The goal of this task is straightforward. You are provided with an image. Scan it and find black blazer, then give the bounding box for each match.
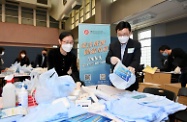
[14,57,30,66]
[48,48,83,84]
[171,48,187,73]
[106,38,141,71]
[160,55,176,72]
[34,54,47,68]
[0,57,5,73]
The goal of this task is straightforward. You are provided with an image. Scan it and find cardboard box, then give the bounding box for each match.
[164,83,187,105]
[164,83,181,95]
[178,96,187,106]
[138,82,161,92]
[144,72,171,87]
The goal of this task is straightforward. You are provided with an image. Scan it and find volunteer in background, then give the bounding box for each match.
[159,45,187,87]
[14,50,30,66]
[48,31,84,87]
[106,21,141,91]
[33,48,48,68]
[0,47,5,73]
[158,45,178,83]
[0,47,5,97]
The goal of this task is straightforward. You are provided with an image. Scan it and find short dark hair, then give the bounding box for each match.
[20,50,27,54]
[115,21,131,33]
[0,47,5,54]
[42,48,48,52]
[59,31,74,41]
[159,45,171,51]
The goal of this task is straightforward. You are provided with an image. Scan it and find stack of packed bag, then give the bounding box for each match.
[18,68,87,122]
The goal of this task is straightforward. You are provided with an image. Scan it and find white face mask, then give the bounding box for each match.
[21,54,26,58]
[61,44,73,52]
[1,51,4,56]
[118,36,129,44]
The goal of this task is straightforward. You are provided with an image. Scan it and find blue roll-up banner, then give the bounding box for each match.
[78,24,111,86]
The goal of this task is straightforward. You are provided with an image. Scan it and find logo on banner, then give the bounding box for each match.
[84,30,89,35]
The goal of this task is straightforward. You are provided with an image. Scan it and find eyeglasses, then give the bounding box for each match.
[117,29,130,37]
[62,40,74,45]
[117,33,130,37]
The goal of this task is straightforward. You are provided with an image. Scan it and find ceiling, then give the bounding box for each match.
[118,0,187,30]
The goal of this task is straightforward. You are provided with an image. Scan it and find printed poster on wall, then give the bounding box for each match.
[78,24,111,86]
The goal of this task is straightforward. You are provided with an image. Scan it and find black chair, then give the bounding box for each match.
[143,87,176,101]
[175,87,187,122]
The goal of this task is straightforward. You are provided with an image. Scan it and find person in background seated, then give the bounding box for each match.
[33,48,48,68]
[14,50,30,66]
[106,21,141,91]
[48,31,84,87]
[0,47,5,73]
[159,45,187,87]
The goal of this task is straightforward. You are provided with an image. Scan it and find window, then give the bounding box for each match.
[75,20,79,27]
[80,8,83,17]
[80,16,84,23]
[75,10,79,21]
[5,4,18,23]
[71,12,75,29]
[86,12,90,19]
[85,0,90,5]
[85,3,90,13]
[50,16,59,28]
[22,7,33,25]
[138,29,151,67]
[36,8,47,27]
[130,33,133,39]
[61,21,65,29]
[70,0,95,29]
[91,0,95,16]
[91,0,95,9]
[37,0,48,5]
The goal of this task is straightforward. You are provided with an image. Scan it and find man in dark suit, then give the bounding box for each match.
[159,45,187,87]
[33,48,48,68]
[106,21,141,91]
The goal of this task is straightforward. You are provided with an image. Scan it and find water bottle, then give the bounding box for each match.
[17,83,28,108]
[2,75,16,108]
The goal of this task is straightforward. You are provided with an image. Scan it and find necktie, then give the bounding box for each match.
[41,56,44,66]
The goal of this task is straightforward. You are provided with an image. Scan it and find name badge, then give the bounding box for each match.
[128,48,135,53]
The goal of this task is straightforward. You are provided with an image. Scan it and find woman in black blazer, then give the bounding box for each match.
[14,50,30,66]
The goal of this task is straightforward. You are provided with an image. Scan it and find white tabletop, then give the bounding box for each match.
[0,85,186,122]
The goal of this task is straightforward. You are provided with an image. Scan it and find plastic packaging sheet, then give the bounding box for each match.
[109,61,136,90]
[9,62,32,73]
[35,68,76,104]
[17,68,86,122]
